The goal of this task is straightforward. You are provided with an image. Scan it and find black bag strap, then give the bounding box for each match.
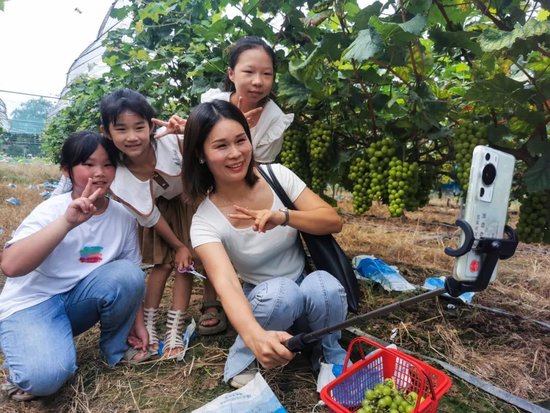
[258,164,297,210]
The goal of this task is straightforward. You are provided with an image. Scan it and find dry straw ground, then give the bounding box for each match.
[0,159,548,413]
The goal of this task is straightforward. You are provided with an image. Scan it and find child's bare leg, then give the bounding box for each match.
[143,264,172,352]
[171,272,193,311]
[163,273,193,358]
[144,264,172,309]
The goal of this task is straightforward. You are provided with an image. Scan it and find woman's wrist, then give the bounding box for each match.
[241,323,265,348]
[279,208,289,226]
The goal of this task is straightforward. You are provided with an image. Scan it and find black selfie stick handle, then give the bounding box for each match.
[284,287,446,352]
[285,220,519,353]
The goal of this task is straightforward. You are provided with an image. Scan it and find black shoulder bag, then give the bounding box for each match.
[258,164,361,314]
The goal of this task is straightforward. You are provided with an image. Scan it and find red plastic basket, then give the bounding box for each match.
[320,337,452,413]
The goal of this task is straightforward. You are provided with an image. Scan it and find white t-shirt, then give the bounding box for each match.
[191,164,306,285]
[200,89,294,163]
[109,133,184,227]
[0,193,141,321]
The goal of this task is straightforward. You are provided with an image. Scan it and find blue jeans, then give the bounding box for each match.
[224,270,348,382]
[0,260,145,396]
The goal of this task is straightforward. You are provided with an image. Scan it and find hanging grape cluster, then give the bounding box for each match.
[516,190,550,244]
[279,127,311,184]
[308,121,332,194]
[452,119,487,192]
[387,159,420,217]
[349,155,372,215]
[348,138,395,214]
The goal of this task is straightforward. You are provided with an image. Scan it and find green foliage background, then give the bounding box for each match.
[41,0,550,239]
[10,98,54,134]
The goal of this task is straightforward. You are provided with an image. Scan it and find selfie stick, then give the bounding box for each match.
[284,219,519,353]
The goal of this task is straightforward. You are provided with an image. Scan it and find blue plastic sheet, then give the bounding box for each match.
[41,181,57,190]
[5,197,20,206]
[353,255,416,292]
[423,276,475,304]
[353,255,475,303]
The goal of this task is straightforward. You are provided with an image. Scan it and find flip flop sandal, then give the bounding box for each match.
[1,382,36,402]
[198,300,227,336]
[121,347,154,365]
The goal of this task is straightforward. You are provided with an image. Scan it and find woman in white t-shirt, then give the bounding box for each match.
[0,131,148,401]
[200,36,294,163]
[182,100,347,389]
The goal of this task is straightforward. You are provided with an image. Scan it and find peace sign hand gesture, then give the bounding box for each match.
[229,205,286,233]
[153,115,187,138]
[64,178,102,227]
[236,96,263,129]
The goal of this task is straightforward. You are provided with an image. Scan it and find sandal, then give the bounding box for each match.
[162,309,186,360]
[144,307,160,354]
[198,300,227,336]
[121,347,154,365]
[1,381,36,402]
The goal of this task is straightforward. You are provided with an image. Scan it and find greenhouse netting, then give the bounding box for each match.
[50,0,130,117]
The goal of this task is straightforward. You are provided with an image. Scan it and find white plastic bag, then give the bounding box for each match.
[316,362,343,392]
[192,372,287,413]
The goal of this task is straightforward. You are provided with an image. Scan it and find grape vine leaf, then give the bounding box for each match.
[523,153,550,192]
[428,28,482,56]
[343,28,383,62]
[400,14,428,35]
[407,0,432,14]
[526,136,550,157]
[369,16,421,45]
[479,19,550,52]
[352,1,383,30]
[486,124,517,148]
[277,73,311,108]
[464,74,533,107]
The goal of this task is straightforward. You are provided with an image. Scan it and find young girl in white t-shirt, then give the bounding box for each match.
[201,36,294,163]
[99,89,222,359]
[0,131,148,401]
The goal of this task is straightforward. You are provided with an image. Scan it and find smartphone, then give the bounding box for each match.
[453,146,516,282]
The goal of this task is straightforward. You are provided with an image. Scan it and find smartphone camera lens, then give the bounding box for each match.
[482,163,496,185]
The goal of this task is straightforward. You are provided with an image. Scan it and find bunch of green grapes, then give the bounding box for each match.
[348,138,395,214]
[348,155,372,214]
[308,121,332,194]
[387,159,420,217]
[516,190,550,244]
[279,127,311,184]
[365,137,395,202]
[357,378,422,413]
[452,119,487,192]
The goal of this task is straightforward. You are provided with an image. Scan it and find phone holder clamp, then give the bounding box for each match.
[443,219,519,297]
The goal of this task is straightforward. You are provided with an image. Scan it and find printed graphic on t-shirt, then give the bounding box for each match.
[79,246,103,263]
[172,149,181,167]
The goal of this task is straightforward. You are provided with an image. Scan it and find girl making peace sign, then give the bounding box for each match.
[0,131,147,401]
